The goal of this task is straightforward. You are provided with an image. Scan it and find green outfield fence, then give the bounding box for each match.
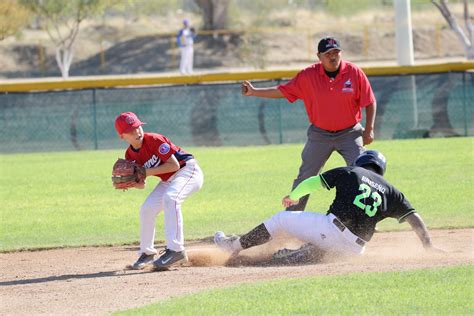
[0,63,473,153]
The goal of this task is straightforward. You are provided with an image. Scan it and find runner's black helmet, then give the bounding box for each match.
[354,150,387,176]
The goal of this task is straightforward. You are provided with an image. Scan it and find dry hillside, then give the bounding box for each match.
[0,5,468,78]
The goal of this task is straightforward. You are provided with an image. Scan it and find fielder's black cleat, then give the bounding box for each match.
[153,248,188,269]
[131,253,155,270]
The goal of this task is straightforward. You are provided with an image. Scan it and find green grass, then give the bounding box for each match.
[1,137,473,251]
[116,265,474,315]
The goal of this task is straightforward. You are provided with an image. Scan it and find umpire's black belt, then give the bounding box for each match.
[318,124,356,134]
[332,217,366,247]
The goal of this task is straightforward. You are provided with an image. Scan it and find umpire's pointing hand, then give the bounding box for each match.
[241,81,254,96]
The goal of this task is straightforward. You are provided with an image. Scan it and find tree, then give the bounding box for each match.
[0,0,29,41]
[432,0,473,59]
[20,0,105,78]
[194,0,231,30]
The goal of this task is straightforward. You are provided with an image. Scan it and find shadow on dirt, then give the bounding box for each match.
[0,269,155,287]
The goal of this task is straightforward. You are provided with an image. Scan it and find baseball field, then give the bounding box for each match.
[1,137,473,314]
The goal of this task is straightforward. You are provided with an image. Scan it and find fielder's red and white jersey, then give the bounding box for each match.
[125,133,193,181]
[278,60,375,132]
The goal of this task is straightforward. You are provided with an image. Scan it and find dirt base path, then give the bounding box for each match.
[1,229,473,315]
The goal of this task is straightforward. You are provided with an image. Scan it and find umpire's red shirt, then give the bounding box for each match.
[278,60,375,132]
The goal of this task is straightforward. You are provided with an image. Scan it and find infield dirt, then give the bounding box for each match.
[1,228,473,315]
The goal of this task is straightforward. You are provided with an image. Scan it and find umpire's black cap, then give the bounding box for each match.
[318,37,341,54]
[354,150,387,176]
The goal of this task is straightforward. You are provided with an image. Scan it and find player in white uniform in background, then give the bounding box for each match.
[177,19,196,74]
[215,150,444,263]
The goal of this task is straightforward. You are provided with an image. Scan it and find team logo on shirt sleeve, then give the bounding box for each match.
[159,143,171,155]
[342,79,354,93]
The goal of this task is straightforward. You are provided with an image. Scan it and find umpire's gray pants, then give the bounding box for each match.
[287,123,364,211]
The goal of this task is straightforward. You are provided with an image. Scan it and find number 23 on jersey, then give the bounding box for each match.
[353,183,383,217]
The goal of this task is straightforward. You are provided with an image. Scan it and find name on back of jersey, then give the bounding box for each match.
[361,176,386,194]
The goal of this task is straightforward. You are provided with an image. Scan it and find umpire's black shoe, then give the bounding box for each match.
[153,248,188,269]
[131,253,155,270]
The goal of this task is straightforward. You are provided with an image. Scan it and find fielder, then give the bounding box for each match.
[215,150,443,262]
[177,19,196,74]
[114,112,204,270]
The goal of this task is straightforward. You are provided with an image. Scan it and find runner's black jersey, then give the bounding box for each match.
[320,166,415,241]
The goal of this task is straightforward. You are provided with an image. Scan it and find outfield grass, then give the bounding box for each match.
[116,265,474,315]
[1,137,473,251]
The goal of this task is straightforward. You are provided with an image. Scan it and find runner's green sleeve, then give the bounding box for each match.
[288,175,323,200]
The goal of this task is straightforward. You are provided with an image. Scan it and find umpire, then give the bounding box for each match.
[242,36,376,210]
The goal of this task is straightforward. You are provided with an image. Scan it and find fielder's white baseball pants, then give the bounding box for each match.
[139,159,203,254]
[179,46,194,74]
[264,211,365,255]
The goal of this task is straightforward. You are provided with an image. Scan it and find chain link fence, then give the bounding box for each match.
[1,71,472,153]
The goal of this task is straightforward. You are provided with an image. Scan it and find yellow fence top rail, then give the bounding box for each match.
[1,61,473,93]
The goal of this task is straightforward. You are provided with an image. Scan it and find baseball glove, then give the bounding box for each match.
[111,158,146,190]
